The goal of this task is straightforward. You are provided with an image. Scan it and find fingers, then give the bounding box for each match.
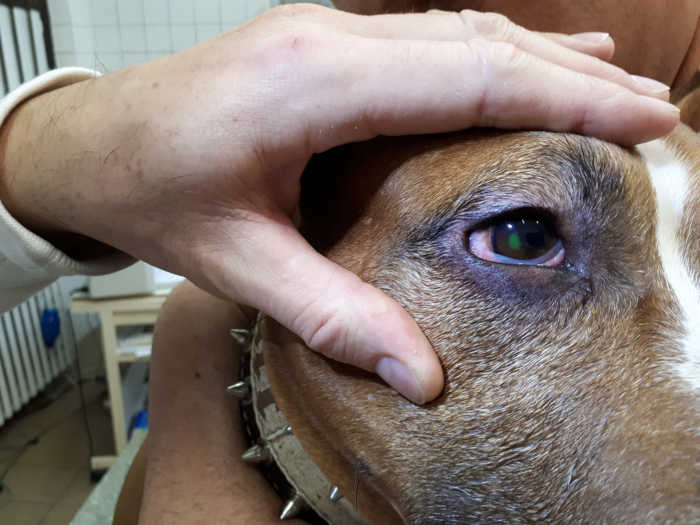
[293,36,678,151]
[311,8,665,99]
[201,217,444,405]
[540,32,615,62]
[253,5,677,150]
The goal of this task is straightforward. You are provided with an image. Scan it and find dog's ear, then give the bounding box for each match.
[678,74,700,132]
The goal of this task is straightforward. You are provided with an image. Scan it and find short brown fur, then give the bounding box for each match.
[262,91,700,523]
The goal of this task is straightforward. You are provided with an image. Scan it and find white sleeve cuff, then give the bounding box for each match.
[0,68,135,311]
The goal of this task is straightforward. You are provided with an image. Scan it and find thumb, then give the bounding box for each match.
[208,217,444,405]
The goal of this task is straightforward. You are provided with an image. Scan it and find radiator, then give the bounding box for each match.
[0,283,75,427]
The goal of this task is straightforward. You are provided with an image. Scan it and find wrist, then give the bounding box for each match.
[0,90,54,233]
[0,80,118,259]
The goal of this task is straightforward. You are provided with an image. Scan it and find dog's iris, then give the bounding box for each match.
[467,211,564,267]
[492,217,557,261]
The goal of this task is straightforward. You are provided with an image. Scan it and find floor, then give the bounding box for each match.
[0,379,113,525]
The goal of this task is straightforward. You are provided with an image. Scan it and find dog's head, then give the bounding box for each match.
[260,87,700,524]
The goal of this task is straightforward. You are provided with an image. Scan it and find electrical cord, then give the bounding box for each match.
[0,312,99,489]
[65,307,96,464]
[0,284,102,493]
[66,284,101,462]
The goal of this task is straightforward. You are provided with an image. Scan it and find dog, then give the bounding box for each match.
[240,84,700,524]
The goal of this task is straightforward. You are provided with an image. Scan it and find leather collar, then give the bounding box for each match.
[229,319,369,524]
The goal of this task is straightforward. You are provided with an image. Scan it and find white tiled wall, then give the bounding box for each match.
[48,0,331,72]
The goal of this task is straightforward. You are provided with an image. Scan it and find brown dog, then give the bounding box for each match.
[245,85,700,524]
[115,87,700,525]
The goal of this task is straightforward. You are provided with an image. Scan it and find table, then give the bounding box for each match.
[71,290,169,470]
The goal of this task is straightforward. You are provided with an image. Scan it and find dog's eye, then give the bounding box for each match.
[468,213,564,266]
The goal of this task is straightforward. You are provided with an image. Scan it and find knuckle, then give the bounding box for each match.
[255,27,325,65]
[469,11,516,40]
[480,39,526,70]
[303,307,351,362]
[462,36,490,58]
[253,3,330,55]
[263,2,327,21]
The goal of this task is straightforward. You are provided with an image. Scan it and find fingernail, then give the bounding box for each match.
[632,75,671,98]
[376,357,425,405]
[571,32,610,44]
[641,96,680,115]
[668,104,681,118]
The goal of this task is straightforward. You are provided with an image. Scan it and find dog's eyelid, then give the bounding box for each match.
[409,198,560,251]
[418,197,530,241]
[467,206,560,231]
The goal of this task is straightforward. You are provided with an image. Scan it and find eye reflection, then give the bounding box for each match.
[468,213,564,267]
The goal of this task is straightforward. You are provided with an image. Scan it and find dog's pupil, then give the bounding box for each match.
[491,217,556,260]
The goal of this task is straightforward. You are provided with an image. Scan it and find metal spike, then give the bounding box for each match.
[266,425,292,442]
[241,444,271,464]
[226,379,250,399]
[230,328,251,346]
[279,492,307,520]
[329,485,343,503]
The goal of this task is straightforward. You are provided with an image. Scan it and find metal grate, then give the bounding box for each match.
[0,0,55,96]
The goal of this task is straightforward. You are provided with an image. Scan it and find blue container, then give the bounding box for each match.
[40,308,61,348]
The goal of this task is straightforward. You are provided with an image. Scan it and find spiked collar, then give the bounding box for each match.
[228,323,369,524]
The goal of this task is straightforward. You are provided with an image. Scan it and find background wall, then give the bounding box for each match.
[48,0,331,71]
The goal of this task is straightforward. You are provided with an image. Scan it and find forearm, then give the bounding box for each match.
[0,71,127,257]
[0,69,137,311]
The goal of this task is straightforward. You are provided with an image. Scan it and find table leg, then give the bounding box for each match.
[99,310,127,455]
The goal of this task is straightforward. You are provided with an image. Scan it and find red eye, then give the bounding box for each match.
[468,214,564,267]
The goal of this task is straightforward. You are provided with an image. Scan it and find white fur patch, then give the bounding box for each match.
[637,139,700,390]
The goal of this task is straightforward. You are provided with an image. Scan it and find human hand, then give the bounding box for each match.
[0,4,679,404]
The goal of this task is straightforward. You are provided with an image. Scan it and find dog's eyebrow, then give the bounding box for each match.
[403,135,628,244]
[536,135,629,209]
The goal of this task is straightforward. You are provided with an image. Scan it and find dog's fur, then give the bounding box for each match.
[258,87,700,524]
